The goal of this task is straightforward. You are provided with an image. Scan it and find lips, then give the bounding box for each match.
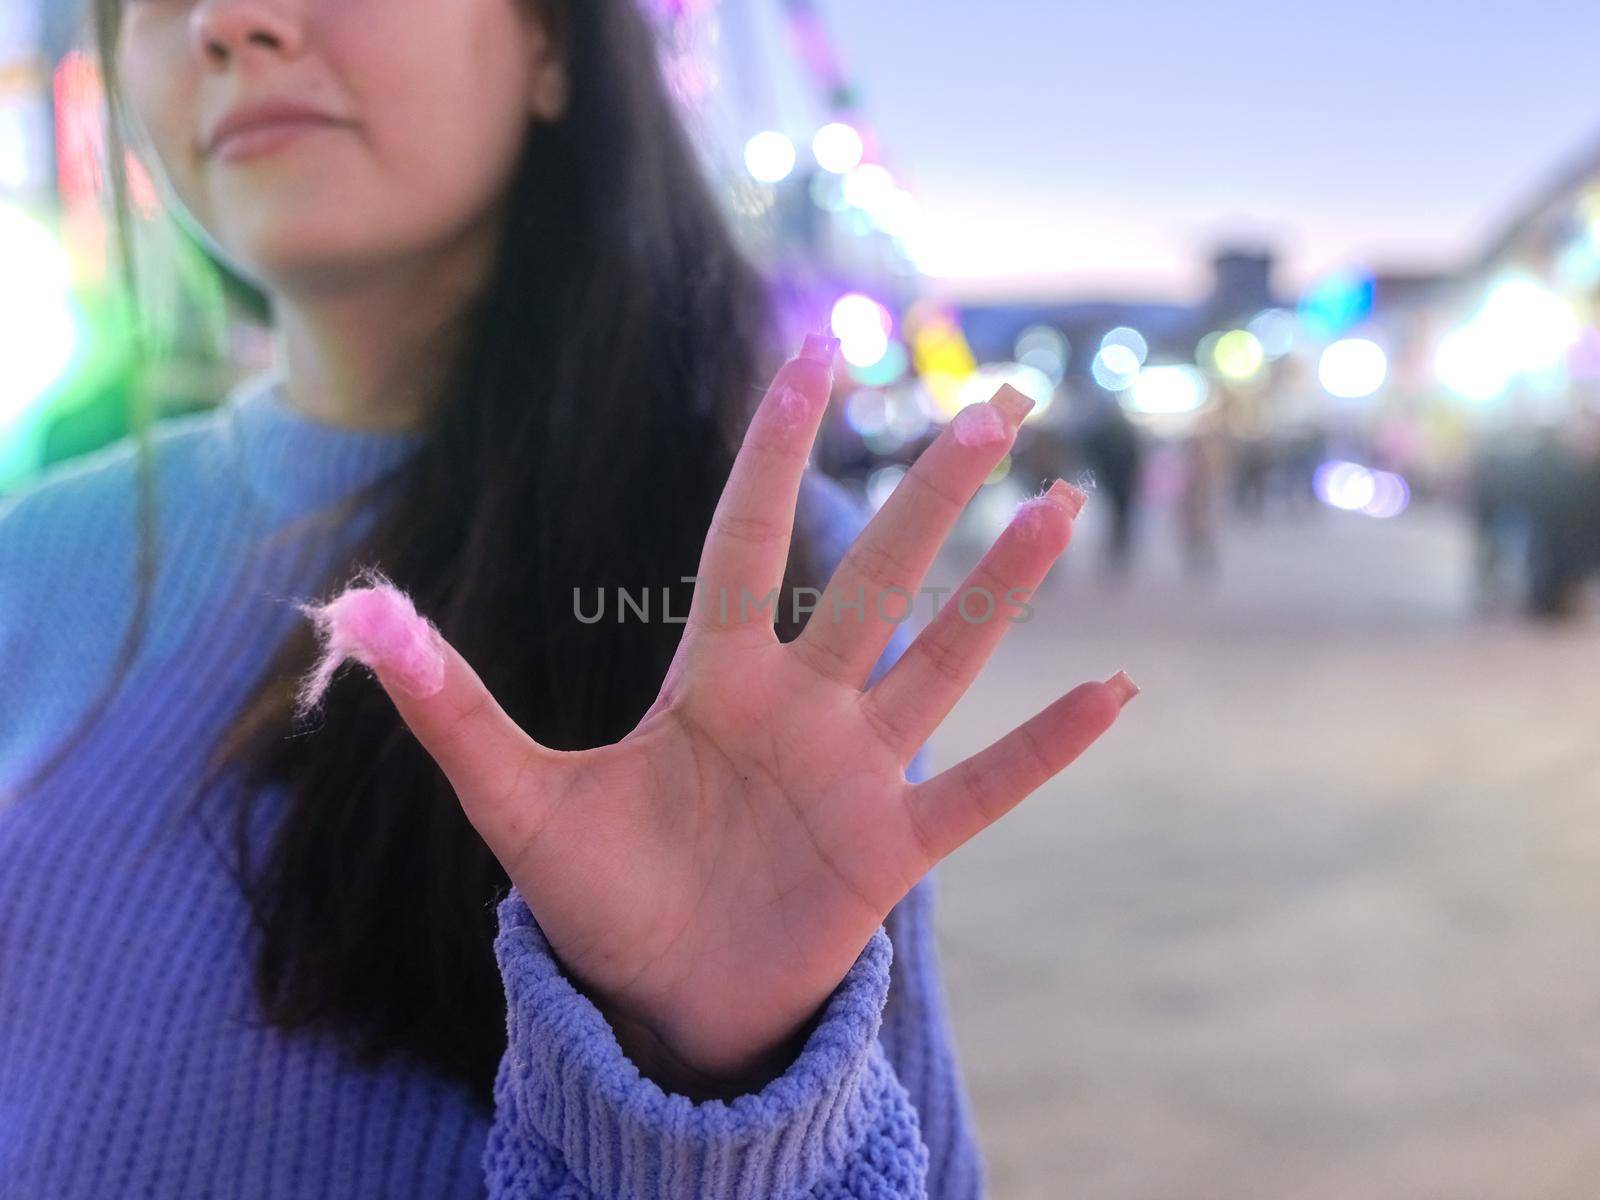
[204,99,345,158]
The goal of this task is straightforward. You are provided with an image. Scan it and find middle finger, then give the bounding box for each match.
[792,383,1034,687]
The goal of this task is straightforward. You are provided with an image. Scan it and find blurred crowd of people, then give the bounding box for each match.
[826,379,1600,625]
[1471,413,1600,618]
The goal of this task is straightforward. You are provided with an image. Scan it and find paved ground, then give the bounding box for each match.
[922,494,1600,1200]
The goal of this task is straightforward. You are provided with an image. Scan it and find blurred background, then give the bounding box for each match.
[3,0,1599,1195]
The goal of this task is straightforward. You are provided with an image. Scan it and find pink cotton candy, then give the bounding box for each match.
[1011,479,1089,541]
[950,402,1007,447]
[293,566,446,719]
[771,384,813,434]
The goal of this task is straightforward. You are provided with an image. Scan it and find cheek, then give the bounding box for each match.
[117,18,205,214]
[325,1,536,240]
[371,97,529,235]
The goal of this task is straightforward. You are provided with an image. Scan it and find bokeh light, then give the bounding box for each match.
[1432,274,1580,402]
[1092,343,1142,391]
[866,464,907,511]
[1247,308,1297,360]
[1125,364,1209,415]
[958,362,1055,418]
[1013,325,1070,384]
[1478,275,1579,374]
[1313,460,1410,519]
[842,163,894,215]
[808,170,848,212]
[1317,338,1387,399]
[1363,470,1411,519]
[1299,270,1375,339]
[908,308,980,419]
[0,203,80,429]
[812,122,864,174]
[885,383,933,445]
[845,389,890,438]
[1101,326,1149,365]
[872,189,923,239]
[1434,324,1508,402]
[831,292,893,368]
[1211,329,1265,382]
[848,339,909,387]
[743,131,796,183]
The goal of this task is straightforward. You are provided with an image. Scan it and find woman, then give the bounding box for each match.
[0,0,1136,1194]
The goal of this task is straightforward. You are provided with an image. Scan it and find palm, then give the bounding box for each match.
[342,336,1133,1090]
[521,642,920,1079]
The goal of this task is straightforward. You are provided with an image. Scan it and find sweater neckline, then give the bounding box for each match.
[221,371,427,519]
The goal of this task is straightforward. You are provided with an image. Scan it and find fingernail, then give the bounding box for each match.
[801,332,840,366]
[991,383,1037,424]
[1046,478,1089,520]
[1104,669,1140,708]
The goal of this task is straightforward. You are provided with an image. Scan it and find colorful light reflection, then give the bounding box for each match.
[1125,364,1209,415]
[958,362,1054,417]
[0,203,80,429]
[743,131,796,184]
[1092,344,1141,391]
[812,123,864,174]
[1212,329,1264,382]
[831,292,893,368]
[1317,338,1388,399]
[1313,460,1410,519]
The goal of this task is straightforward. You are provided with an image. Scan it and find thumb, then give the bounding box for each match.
[295,568,544,819]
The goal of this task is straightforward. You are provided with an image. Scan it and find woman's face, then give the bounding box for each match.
[114,0,565,291]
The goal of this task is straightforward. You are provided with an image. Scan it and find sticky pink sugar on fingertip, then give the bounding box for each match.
[1010,494,1054,540]
[772,384,814,432]
[950,402,1008,448]
[293,568,446,718]
[1010,480,1087,539]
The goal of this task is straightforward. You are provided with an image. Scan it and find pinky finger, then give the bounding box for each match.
[906,672,1139,862]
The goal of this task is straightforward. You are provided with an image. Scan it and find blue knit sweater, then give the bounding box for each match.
[0,371,984,1198]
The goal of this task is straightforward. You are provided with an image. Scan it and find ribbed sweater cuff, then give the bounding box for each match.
[492,886,894,1198]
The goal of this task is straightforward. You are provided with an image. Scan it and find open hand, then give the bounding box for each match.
[302,334,1137,1095]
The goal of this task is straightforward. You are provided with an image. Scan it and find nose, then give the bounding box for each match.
[189,0,306,69]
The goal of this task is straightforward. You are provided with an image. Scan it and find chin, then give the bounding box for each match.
[218,213,411,293]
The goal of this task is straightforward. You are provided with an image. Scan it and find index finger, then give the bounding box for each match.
[687,332,838,637]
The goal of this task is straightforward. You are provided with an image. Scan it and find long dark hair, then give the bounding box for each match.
[32,0,826,1109]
